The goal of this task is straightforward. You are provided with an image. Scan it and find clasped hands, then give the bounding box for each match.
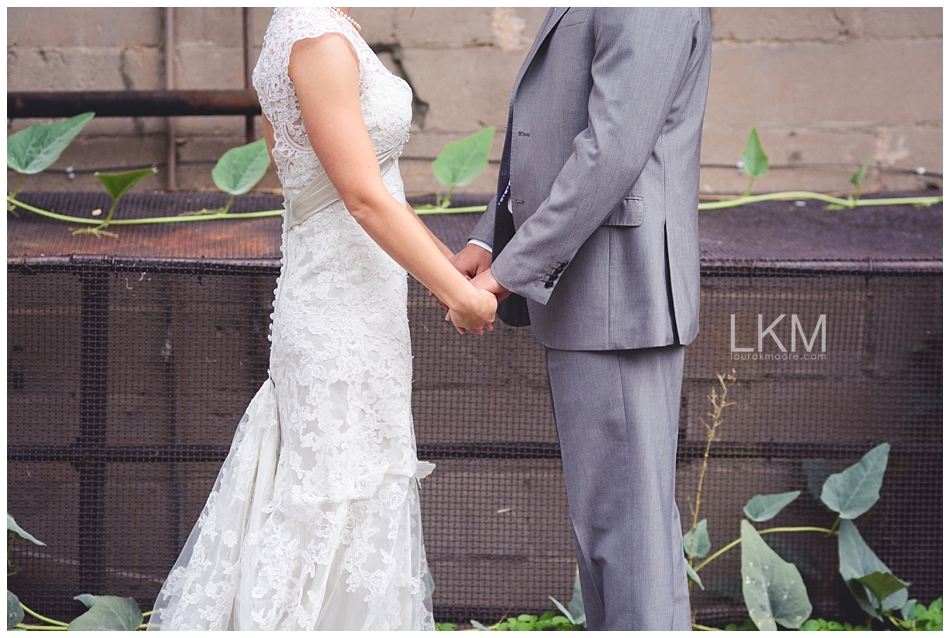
[438,243,511,335]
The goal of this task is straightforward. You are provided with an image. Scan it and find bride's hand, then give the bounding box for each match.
[447,287,497,335]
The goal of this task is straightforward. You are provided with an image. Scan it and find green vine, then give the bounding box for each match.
[20,603,69,628]
[8,196,284,226]
[680,380,918,632]
[6,118,942,232]
[6,195,488,226]
[7,192,940,233]
[698,191,941,210]
[10,173,25,201]
[692,525,838,573]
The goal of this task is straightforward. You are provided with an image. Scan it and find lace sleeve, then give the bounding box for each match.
[253,7,367,178]
[279,8,362,82]
[253,8,364,124]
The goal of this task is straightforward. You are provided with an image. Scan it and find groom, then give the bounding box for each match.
[452,8,711,631]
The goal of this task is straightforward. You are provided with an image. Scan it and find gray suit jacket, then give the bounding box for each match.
[470,7,711,351]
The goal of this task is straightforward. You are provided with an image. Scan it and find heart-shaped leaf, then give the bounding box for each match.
[67,595,143,631]
[7,591,23,630]
[95,168,157,203]
[7,112,94,175]
[432,126,495,187]
[742,128,769,179]
[744,491,801,522]
[838,519,888,581]
[7,513,44,546]
[740,520,812,631]
[683,519,711,558]
[821,443,889,519]
[856,572,910,606]
[838,519,907,617]
[211,138,271,196]
[900,598,918,622]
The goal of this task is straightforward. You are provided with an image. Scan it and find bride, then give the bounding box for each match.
[147,7,496,631]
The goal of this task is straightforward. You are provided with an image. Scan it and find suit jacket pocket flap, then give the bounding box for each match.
[603,197,644,227]
[558,8,588,28]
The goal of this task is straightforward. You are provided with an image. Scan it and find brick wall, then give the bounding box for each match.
[7,7,942,196]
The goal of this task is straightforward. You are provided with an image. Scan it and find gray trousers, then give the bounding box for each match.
[545,344,691,631]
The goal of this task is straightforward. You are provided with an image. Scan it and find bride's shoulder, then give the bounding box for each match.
[268,7,342,37]
[265,8,360,53]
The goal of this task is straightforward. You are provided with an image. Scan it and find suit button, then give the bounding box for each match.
[544,281,554,289]
[554,266,564,273]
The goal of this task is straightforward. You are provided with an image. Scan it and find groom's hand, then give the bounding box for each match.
[471,267,511,303]
[450,243,492,280]
[429,244,491,313]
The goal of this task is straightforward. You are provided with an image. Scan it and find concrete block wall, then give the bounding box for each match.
[702,7,942,195]
[7,7,942,197]
[7,7,272,194]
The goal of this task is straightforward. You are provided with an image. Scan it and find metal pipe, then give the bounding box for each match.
[165,7,177,190]
[8,90,262,119]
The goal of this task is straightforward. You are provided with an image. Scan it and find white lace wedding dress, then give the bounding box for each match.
[148,7,435,631]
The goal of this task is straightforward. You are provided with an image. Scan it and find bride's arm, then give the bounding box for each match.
[406,202,454,261]
[288,34,495,333]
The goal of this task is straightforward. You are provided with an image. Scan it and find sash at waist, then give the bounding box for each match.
[285,144,401,231]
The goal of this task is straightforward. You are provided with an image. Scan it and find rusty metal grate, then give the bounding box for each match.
[7,192,942,625]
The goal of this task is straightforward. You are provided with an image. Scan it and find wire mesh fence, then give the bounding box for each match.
[7,192,942,625]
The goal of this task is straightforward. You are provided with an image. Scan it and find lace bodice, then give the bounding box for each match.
[252,7,412,201]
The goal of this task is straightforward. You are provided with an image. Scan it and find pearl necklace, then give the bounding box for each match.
[330,7,362,32]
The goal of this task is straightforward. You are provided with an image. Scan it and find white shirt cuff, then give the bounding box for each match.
[467,239,492,253]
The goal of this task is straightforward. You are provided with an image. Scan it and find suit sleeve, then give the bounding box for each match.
[468,200,496,247]
[490,8,701,305]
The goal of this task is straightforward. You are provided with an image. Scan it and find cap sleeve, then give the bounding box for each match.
[262,7,363,90]
[253,8,365,134]
[288,9,361,76]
